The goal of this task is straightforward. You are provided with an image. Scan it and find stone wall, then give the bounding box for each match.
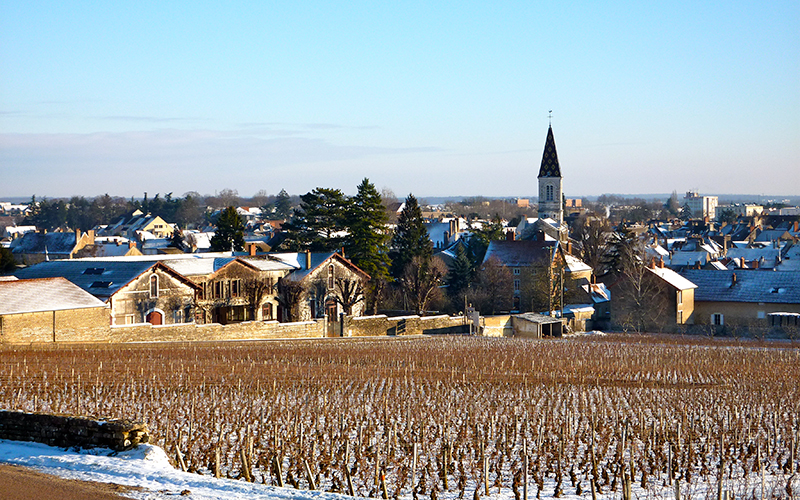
[2,313,475,344]
[0,307,111,344]
[344,314,468,337]
[0,410,149,451]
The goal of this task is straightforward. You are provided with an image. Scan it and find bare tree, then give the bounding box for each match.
[276,278,304,323]
[333,276,366,316]
[572,214,611,275]
[468,256,513,315]
[612,240,669,333]
[400,256,447,315]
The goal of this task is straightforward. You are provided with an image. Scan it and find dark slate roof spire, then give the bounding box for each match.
[538,125,561,178]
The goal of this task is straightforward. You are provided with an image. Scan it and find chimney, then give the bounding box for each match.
[305,249,311,269]
[116,239,121,246]
[659,256,665,268]
[249,243,256,256]
[753,259,759,269]
[505,230,515,241]
[591,274,596,285]
[75,228,81,241]
[340,247,345,258]
[731,273,737,287]
[128,240,134,249]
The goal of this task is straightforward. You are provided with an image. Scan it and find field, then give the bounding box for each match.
[1,334,798,499]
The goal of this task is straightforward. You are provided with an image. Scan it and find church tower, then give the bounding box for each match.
[537,125,563,225]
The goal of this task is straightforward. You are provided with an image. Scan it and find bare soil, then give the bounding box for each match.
[0,464,139,500]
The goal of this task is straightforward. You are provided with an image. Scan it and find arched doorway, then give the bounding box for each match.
[146,310,163,325]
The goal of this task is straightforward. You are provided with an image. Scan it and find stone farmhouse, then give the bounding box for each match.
[14,260,199,326]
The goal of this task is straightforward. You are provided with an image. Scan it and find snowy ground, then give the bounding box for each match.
[1,440,797,500]
[0,440,347,500]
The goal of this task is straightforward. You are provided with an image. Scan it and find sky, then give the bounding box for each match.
[1,1,799,200]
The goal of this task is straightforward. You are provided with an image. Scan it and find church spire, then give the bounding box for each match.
[538,125,561,178]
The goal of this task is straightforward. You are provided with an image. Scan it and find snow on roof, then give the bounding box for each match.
[709,261,728,270]
[564,254,592,273]
[0,277,108,315]
[647,266,698,290]
[679,270,800,304]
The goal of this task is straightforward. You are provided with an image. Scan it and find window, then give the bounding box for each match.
[712,313,724,326]
[90,281,113,288]
[83,267,105,275]
[513,268,520,275]
[149,274,159,298]
[173,309,183,323]
[213,281,222,299]
[514,279,520,291]
[328,265,335,289]
[546,185,554,202]
[231,279,241,297]
[677,290,683,305]
[757,311,765,319]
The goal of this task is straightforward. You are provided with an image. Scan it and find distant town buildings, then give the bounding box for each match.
[684,191,718,219]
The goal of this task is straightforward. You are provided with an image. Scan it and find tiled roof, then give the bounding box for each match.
[537,126,561,178]
[483,240,557,267]
[14,260,168,300]
[0,277,108,315]
[647,266,697,291]
[679,269,800,304]
[9,232,77,255]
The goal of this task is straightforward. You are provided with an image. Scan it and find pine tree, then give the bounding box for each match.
[345,178,391,281]
[281,188,348,252]
[389,194,431,279]
[210,206,245,252]
[447,244,472,303]
[274,189,293,219]
[345,179,392,314]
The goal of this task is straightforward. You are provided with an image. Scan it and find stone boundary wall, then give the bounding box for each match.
[345,314,468,337]
[1,314,474,344]
[0,410,149,451]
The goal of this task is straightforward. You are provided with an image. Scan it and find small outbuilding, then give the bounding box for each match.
[512,312,564,338]
[0,277,109,343]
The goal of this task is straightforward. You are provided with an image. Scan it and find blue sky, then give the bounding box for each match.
[1,1,798,199]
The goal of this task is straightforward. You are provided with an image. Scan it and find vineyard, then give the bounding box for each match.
[1,335,798,499]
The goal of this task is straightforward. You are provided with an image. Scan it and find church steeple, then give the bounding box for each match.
[537,124,564,225]
[538,125,561,178]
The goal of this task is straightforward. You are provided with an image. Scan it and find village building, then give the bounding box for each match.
[678,269,800,331]
[14,260,199,326]
[9,229,97,265]
[163,256,293,324]
[271,251,370,327]
[0,277,109,343]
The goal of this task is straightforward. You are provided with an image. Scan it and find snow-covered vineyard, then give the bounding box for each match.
[1,335,798,499]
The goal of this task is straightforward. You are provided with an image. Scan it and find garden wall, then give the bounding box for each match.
[0,410,149,451]
[345,314,469,337]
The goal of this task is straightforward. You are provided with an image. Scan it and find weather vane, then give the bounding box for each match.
[548,110,553,125]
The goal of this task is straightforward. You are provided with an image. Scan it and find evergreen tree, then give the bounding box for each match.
[447,244,472,304]
[389,194,431,279]
[281,188,348,252]
[345,179,391,277]
[466,216,505,270]
[345,179,392,313]
[274,189,293,219]
[0,247,17,274]
[210,206,245,252]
